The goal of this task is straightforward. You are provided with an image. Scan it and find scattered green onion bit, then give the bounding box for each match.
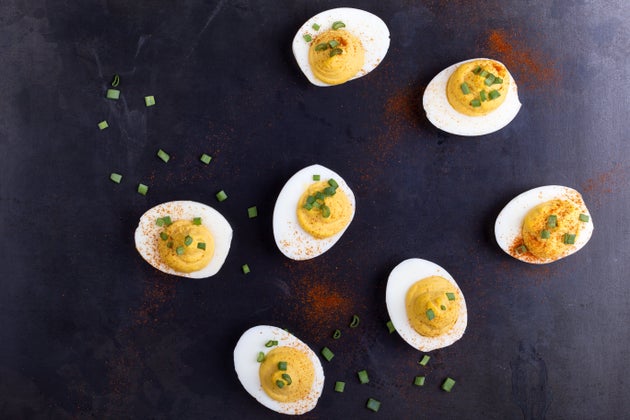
[144,95,155,107]
[493,77,503,84]
[281,373,292,385]
[278,361,287,371]
[106,89,120,100]
[166,241,173,248]
[313,174,320,181]
[470,99,481,108]
[197,242,206,250]
[541,229,551,239]
[472,66,482,74]
[460,83,470,95]
[276,380,285,389]
[176,246,185,255]
[329,48,343,57]
[442,377,456,392]
[98,120,109,130]
[321,205,331,218]
[110,173,123,184]
[248,206,258,218]
[328,40,340,48]
[157,149,170,163]
[333,329,341,339]
[160,232,169,241]
[312,23,320,31]
[419,355,431,366]
[426,308,435,321]
[162,216,172,226]
[366,398,381,412]
[563,233,576,244]
[446,292,456,301]
[184,235,193,246]
[265,340,278,348]
[488,90,501,100]
[303,34,312,42]
[579,213,590,222]
[193,217,202,225]
[350,315,360,328]
[200,153,212,164]
[321,346,334,362]
[414,376,426,386]
[516,244,528,254]
[216,190,228,202]
[440,305,447,311]
[315,43,328,51]
[479,70,489,78]
[480,90,487,102]
[547,215,557,228]
[137,183,148,195]
[484,73,496,86]
[334,381,345,392]
[386,320,395,333]
[328,178,339,188]
[111,74,120,87]
[332,21,346,30]
[242,264,250,274]
[358,369,369,384]
[256,352,265,363]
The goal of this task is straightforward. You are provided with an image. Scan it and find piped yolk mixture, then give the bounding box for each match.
[296,180,352,239]
[157,219,214,272]
[446,59,510,116]
[405,276,460,337]
[308,29,365,85]
[259,346,315,403]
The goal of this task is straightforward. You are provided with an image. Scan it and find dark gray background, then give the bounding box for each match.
[1,1,629,419]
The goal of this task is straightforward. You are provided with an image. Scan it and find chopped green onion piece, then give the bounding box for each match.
[193,217,202,225]
[311,201,321,209]
[446,292,456,301]
[315,43,328,51]
[488,90,501,100]
[137,183,148,195]
[265,340,278,348]
[442,377,456,392]
[197,242,206,250]
[414,376,426,386]
[386,320,395,333]
[278,361,287,371]
[493,77,503,84]
[242,264,250,274]
[328,40,340,48]
[184,235,193,246]
[200,153,212,164]
[306,195,316,205]
[334,381,345,392]
[98,120,109,130]
[303,203,313,210]
[313,174,320,181]
[460,83,470,95]
[563,233,576,244]
[440,305,446,310]
[484,73,496,86]
[426,308,435,320]
[157,149,170,163]
[256,352,265,362]
[366,398,381,412]
[276,380,285,389]
[547,215,557,228]
[106,89,120,100]
[357,369,369,384]
[156,218,165,226]
[321,205,331,218]
[167,241,173,249]
[281,373,292,385]
[162,216,172,226]
[480,90,487,101]
[541,229,551,239]
[109,173,123,183]
[247,206,258,218]
[216,190,228,202]
[323,186,336,196]
[350,315,360,328]
[516,244,528,254]
[470,99,481,107]
[144,95,155,107]
[419,355,431,366]
[579,213,590,222]
[329,47,343,57]
[111,74,120,87]
[472,66,482,74]
[332,21,346,30]
[303,34,312,42]
[176,246,185,255]
[328,179,339,188]
[160,232,169,241]
[479,70,489,77]
[333,329,341,339]
[315,192,325,201]
[321,346,334,362]
[312,23,320,31]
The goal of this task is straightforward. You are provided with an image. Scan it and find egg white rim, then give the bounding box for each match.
[422,58,522,136]
[233,325,325,415]
[494,185,594,264]
[134,200,233,278]
[385,258,468,352]
[292,7,390,87]
[272,164,356,260]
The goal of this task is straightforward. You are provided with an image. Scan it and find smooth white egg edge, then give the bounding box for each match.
[134,200,233,278]
[272,164,356,260]
[494,185,594,264]
[422,58,522,136]
[292,7,390,87]
[385,258,468,352]
[233,325,325,415]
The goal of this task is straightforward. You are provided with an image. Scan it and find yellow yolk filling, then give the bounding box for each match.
[259,346,315,403]
[157,220,214,272]
[522,199,583,260]
[446,59,510,116]
[405,276,460,337]
[308,29,365,85]
[296,181,352,239]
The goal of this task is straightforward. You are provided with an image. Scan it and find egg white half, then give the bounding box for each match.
[385,258,468,352]
[233,325,325,415]
[134,200,232,278]
[292,7,390,86]
[494,185,594,264]
[273,164,356,260]
[422,58,521,136]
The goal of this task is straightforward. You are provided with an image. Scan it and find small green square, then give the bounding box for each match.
[137,183,148,195]
[144,95,155,106]
[442,377,456,392]
[366,398,381,412]
[242,264,250,274]
[98,120,109,130]
[216,190,228,202]
[109,173,122,183]
[386,320,395,333]
[419,355,430,366]
[247,206,258,218]
[321,347,334,362]
[312,23,320,31]
[106,89,120,100]
[200,153,212,164]
[334,381,345,393]
[414,376,425,386]
[313,174,320,181]
[157,149,170,163]
[579,213,590,222]
[357,369,369,384]
[303,34,312,42]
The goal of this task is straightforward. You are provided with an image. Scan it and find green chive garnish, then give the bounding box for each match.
[426,308,435,320]
[470,99,481,107]
[160,232,169,241]
[440,305,446,310]
[162,216,172,226]
[350,314,360,328]
[386,320,395,333]
[167,242,173,248]
[144,95,155,107]
[256,352,265,362]
[303,34,312,42]
[157,149,170,163]
[488,90,501,100]
[541,229,551,239]
[247,206,258,218]
[315,43,328,51]
[366,398,381,412]
[484,73,496,86]
[516,244,528,254]
[472,66,482,74]
[329,48,343,57]
[137,183,148,195]
[563,233,576,244]
[446,292,455,301]
[480,90,487,101]
[184,235,193,246]
[493,77,503,84]
[579,214,590,222]
[312,23,320,31]
[242,264,250,274]
[334,381,345,392]
[278,361,287,371]
[110,173,122,184]
[321,346,334,362]
[414,376,426,386]
[98,120,109,130]
[419,355,430,366]
[328,40,340,48]
[106,89,120,100]
[313,174,320,181]
[547,215,557,228]
[460,83,470,95]
[197,242,206,250]
[306,196,316,205]
[442,377,456,392]
[111,74,120,87]
[216,190,228,202]
[176,246,185,255]
[479,70,489,78]
[281,373,292,385]
[193,217,202,225]
[321,205,331,218]
[333,329,341,339]
[315,192,325,201]
[276,380,285,389]
[265,340,278,348]
[357,369,369,384]
[200,153,212,164]
[332,21,346,30]
[328,179,339,188]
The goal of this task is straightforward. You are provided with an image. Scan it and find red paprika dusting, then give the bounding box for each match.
[581,163,626,208]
